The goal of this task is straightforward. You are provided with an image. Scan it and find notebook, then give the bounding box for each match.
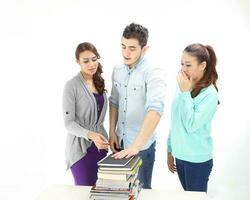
[98,156,142,171]
[98,154,134,167]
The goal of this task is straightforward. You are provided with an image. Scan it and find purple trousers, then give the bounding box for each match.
[70,143,107,186]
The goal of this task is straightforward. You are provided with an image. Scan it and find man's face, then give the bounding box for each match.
[121,37,145,68]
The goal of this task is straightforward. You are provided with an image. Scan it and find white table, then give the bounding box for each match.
[36,184,207,200]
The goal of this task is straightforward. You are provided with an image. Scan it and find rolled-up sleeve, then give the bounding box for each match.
[145,68,166,116]
[109,68,119,108]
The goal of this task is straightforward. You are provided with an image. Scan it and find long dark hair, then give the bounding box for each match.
[75,42,105,94]
[184,43,218,98]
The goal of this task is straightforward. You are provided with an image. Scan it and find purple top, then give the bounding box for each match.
[93,93,104,123]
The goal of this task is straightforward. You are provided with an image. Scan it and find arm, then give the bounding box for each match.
[166,132,176,173]
[133,67,166,149]
[113,68,166,158]
[63,81,90,139]
[109,105,120,152]
[179,91,218,133]
[63,81,109,149]
[177,71,218,133]
[132,110,161,150]
[109,69,120,152]
[113,110,160,159]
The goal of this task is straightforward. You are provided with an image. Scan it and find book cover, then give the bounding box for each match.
[98,158,142,174]
[99,155,141,171]
[98,154,134,167]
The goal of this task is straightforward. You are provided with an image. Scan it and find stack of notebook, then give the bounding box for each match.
[89,154,143,200]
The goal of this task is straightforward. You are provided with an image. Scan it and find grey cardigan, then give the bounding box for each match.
[63,72,108,169]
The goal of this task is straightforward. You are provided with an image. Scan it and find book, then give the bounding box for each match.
[89,179,141,200]
[99,155,141,171]
[89,193,133,200]
[96,173,138,189]
[90,185,131,194]
[98,158,142,174]
[98,154,134,167]
[97,171,132,181]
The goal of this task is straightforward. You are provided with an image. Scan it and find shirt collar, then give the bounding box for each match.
[125,56,146,72]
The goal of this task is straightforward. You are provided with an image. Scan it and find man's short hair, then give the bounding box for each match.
[123,23,148,48]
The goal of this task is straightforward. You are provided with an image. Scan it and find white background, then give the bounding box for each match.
[0,0,250,199]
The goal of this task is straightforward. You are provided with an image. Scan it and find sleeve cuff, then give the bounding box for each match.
[109,97,119,108]
[146,103,164,116]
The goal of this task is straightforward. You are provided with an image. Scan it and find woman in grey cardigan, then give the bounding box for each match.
[63,42,109,185]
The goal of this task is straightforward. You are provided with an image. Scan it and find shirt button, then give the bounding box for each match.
[125,97,127,100]
[125,85,127,87]
[128,72,131,75]
[124,110,126,112]
[122,122,124,124]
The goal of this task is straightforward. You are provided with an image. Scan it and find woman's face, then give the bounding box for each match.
[77,50,99,76]
[180,52,206,81]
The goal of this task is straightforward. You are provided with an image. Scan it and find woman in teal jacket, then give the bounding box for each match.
[167,43,219,192]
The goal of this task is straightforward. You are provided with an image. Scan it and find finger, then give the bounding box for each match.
[168,165,174,173]
[111,147,118,153]
[181,70,188,78]
[110,143,118,153]
[99,144,109,149]
[100,140,110,146]
[113,150,126,159]
[169,166,175,173]
[115,141,120,150]
[99,135,109,143]
[118,151,128,159]
[111,151,120,158]
[125,152,134,159]
[113,152,123,159]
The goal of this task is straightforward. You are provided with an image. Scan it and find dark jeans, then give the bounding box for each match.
[138,141,156,189]
[175,158,213,192]
[120,140,156,189]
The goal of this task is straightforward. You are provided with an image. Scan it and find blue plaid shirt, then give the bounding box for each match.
[109,57,166,150]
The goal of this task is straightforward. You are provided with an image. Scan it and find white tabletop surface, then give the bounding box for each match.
[36,184,207,200]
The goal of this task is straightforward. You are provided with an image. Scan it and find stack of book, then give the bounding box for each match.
[89,154,143,200]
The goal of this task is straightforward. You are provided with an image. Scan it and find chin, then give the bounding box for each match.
[123,60,130,65]
[90,70,97,75]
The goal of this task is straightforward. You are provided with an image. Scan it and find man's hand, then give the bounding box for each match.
[112,146,139,159]
[109,132,120,153]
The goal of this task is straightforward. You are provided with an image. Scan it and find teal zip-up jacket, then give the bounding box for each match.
[167,84,218,163]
